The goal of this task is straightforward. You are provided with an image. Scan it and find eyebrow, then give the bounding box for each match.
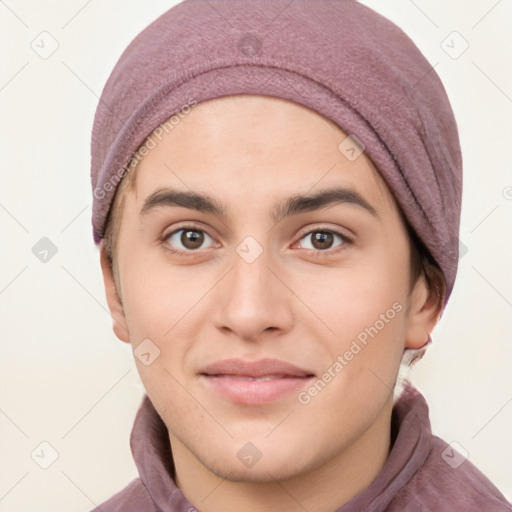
[140,186,378,222]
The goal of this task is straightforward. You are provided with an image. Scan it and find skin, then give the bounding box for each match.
[100,95,441,512]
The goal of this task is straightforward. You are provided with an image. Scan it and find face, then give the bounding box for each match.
[102,95,435,484]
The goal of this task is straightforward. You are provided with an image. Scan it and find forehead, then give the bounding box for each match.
[130,94,396,212]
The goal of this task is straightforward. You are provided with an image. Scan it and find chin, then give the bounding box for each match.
[202,456,306,484]
[192,438,321,484]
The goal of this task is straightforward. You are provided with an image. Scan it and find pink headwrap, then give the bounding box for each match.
[90,0,463,304]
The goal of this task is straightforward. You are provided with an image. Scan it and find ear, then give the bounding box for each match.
[99,240,130,343]
[405,269,445,349]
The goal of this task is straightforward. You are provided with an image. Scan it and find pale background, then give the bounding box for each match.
[0,1,511,510]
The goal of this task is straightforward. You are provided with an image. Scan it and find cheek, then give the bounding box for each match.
[123,276,203,353]
[118,241,199,332]
[119,264,201,409]
[303,257,409,336]
[295,247,411,393]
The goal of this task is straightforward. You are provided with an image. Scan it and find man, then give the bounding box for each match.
[89,1,511,510]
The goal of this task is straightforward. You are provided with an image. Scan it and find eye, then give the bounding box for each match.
[164,226,216,254]
[296,228,350,254]
[162,225,351,257]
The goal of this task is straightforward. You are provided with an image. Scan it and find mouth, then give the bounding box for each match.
[198,358,315,405]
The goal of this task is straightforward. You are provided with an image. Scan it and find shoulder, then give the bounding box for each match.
[390,435,511,511]
[89,478,157,512]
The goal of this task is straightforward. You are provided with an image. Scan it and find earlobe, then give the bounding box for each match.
[99,241,130,344]
[405,271,444,350]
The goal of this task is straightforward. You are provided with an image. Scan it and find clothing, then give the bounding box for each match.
[90,0,463,304]
[90,384,511,511]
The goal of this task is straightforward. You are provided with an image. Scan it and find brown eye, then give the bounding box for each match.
[298,229,348,253]
[311,231,334,250]
[165,228,214,252]
[181,230,204,249]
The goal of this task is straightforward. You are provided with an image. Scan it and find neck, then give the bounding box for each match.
[169,397,394,512]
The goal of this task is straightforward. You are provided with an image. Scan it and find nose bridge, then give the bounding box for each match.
[213,234,293,339]
[230,235,275,304]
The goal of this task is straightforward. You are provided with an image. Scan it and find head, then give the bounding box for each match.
[91,0,462,490]
[99,94,445,482]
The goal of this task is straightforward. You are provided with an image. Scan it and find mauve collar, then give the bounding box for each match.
[130,383,432,512]
[130,395,195,511]
[336,384,433,511]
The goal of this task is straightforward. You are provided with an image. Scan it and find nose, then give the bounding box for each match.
[213,242,294,343]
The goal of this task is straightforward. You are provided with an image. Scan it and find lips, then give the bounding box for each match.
[200,358,313,378]
[199,358,315,405]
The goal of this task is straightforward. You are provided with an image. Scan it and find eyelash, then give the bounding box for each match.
[162,224,352,258]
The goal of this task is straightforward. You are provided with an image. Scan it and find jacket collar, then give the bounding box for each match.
[130,383,432,512]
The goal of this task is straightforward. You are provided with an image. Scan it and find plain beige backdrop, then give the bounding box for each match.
[0,1,511,510]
